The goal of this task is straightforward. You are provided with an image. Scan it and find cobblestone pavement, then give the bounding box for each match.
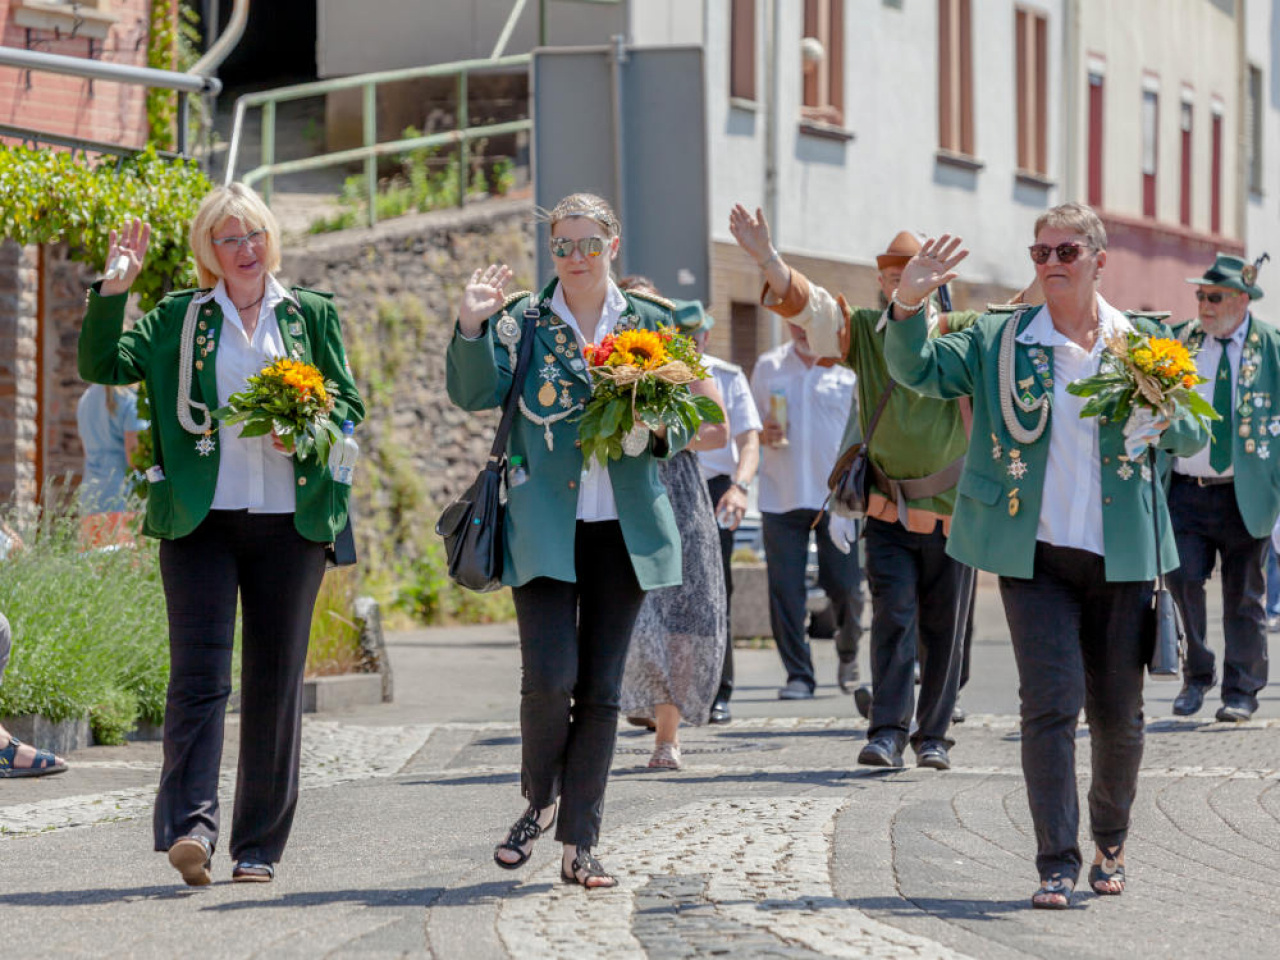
[5,605,1280,958]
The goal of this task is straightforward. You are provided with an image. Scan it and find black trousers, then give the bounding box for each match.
[707,474,736,703]
[1166,476,1270,710]
[511,520,646,847]
[999,542,1150,882]
[863,517,964,748]
[154,510,326,863]
[762,509,863,692]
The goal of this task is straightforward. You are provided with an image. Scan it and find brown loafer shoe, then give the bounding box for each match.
[168,836,213,887]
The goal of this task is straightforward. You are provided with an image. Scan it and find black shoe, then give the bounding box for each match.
[1215,699,1255,723]
[777,679,814,700]
[852,684,872,720]
[837,657,859,693]
[916,740,951,770]
[709,700,732,724]
[1172,682,1209,716]
[857,736,903,768]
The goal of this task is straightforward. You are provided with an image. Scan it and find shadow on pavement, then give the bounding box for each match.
[0,886,203,906]
[199,879,542,912]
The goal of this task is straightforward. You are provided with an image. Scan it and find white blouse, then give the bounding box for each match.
[194,275,298,513]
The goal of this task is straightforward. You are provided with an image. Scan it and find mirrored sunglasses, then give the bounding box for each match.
[1028,242,1093,265]
[212,229,266,249]
[1195,290,1235,304]
[550,236,607,259]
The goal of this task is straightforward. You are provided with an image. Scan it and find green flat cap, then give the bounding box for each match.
[1186,252,1264,300]
[669,298,716,333]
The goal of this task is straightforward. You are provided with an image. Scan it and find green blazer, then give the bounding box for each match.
[1173,314,1280,538]
[78,284,365,544]
[445,278,690,591]
[884,304,1209,581]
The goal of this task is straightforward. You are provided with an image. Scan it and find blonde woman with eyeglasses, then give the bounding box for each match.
[448,193,694,889]
[78,183,363,886]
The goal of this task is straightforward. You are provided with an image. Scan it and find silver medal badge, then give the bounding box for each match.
[496,313,522,347]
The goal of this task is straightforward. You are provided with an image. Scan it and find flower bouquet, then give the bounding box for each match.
[578,326,724,465]
[1066,331,1219,434]
[211,358,341,463]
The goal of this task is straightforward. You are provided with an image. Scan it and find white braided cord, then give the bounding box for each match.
[175,298,212,435]
[997,309,1050,445]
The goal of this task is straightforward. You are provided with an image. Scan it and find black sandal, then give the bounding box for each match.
[561,845,618,890]
[1031,874,1074,910]
[494,805,554,870]
[1088,845,1126,895]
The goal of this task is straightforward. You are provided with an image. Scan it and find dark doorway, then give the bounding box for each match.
[196,0,318,88]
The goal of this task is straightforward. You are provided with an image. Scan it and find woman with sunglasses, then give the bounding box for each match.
[448,192,692,889]
[79,184,363,885]
[881,202,1208,909]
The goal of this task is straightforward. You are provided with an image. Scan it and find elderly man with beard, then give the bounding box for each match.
[1168,254,1280,722]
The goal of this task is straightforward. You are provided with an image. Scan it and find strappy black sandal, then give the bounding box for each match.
[561,845,618,890]
[232,858,275,883]
[1031,874,1074,910]
[1088,845,1126,895]
[494,805,555,870]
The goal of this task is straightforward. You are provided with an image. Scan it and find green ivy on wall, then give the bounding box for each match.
[145,1,204,152]
[0,143,211,311]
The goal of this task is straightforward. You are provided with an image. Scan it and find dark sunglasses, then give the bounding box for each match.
[1028,242,1094,265]
[1195,290,1236,304]
[550,236,607,259]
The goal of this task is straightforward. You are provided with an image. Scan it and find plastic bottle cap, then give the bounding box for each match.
[511,455,524,466]
[341,420,354,434]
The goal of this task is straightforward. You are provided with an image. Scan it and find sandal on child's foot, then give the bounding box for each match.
[494,804,555,870]
[1031,874,1074,909]
[1088,845,1126,896]
[561,846,618,890]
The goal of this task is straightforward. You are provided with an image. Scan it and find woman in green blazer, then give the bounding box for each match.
[882,203,1208,909]
[78,184,363,886]
[447,193,689,890]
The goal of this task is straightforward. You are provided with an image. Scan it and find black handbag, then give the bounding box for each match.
[434,308,539,592]
[1145,449,1185,678]
[326,513,357,568]
[824,381,895,519]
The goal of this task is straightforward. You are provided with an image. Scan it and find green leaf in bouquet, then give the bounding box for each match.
[600,396,627,437]
[273,418,295,436]
[1180,389,1221,422]
[606,437,623,461]
[237,419,274,439]
[691,395,726,423]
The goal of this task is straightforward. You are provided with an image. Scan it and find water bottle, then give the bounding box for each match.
[328,420,359,485]
[508,455,529,488]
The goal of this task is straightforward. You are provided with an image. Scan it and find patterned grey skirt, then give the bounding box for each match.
[619,449,727,725]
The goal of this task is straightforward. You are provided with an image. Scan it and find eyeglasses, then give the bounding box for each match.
[1195,290,1236,303]
[550,236,607,259]
[212,229,266,249]
[1028,242,1094,265]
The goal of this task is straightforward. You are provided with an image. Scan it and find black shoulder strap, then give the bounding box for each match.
[487,308,540,466]
[862,380,896,453]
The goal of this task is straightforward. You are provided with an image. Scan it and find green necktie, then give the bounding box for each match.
[1210,337,1233,474]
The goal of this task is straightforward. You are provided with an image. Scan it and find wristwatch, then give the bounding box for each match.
[732,479,750,495]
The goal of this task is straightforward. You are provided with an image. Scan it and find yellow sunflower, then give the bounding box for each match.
[608,329,668,369]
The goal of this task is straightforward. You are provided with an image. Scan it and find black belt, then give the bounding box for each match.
[1173,472,1234,487]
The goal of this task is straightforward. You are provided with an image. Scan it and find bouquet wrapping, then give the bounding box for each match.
[578,327,724,465]
[211,358,341,463]
[1066,330,1219,442]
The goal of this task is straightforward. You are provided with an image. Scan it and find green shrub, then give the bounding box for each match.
[0,506,169,731]
[308,567,364,677]
[90,686,141,747]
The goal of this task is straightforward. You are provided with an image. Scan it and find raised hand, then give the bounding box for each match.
[459,263,513,336]
[728,204,775,265]
[896,234,968,306]
[101,218,151,296]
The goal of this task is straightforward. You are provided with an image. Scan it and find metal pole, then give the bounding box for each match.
[177,91,190,157]
[364,83,378,227]
[0,44,219,94]
[539,0,547,45]
[457,71,469,208]
[610,35,628,276]
[492,0,528,59]
[261,99,275,202]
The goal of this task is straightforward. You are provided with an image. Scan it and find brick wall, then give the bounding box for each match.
[0,0,153,149]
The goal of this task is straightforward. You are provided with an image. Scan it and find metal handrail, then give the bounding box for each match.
[0,45,222,157]
[223,54,532,227]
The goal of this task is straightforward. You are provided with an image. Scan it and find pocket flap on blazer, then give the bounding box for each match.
[957,471,1003,506]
